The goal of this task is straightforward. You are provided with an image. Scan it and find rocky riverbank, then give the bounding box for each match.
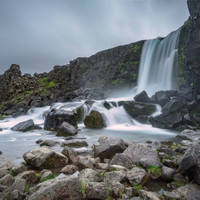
[0,133,200,200]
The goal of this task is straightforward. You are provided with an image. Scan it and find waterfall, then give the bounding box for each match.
[137,28,181,96]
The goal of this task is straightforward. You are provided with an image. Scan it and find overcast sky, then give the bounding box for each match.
[0,0,189,75]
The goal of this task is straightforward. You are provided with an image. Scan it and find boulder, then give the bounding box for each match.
[12,108,26,117]
[78,155,100,169]
[12,163,27,176]
[11,119,35,132]
[177,145,200,184]
[162,99,183,113]
[126,167,146,185]
[0,169,9,179]
[139,158,162,168]
[109,153,136,169]
[134,90,153,103]
[85,182,110,200]
[56,121,77,136]
[123,143,159,163]
[28,176,82,200]
[155,91,170,107]
[39,139,60,147]
[177,129,200,141]
[0,174,14,187]
[83,110,107,129]
[62,146,78,163]
[15,170,38,184]
[23,146,68,169]
[78,168,101,183]
[103,171,127,184]
[61,140,88,148]
[93,136,126,160]
[44,109,77,131]
[161,166,176,182]
[61,165,78,174]
[123,101,157,117]
[0,157,15,170]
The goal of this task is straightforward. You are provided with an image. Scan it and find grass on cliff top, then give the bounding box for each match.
[44,82,56,89]
[40,77,48,86]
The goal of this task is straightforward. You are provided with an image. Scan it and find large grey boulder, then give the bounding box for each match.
[177,129,200,141]
[28,176,82,200]
[123,143,159,163]
[57,121,77,136]
[62,146,78,163]
[11,119,35,132]
[15,170,38,184]
[78,155,100,169]
[103,171,127,184]
[126,167,147,185]
[12,163,27,176]
[39,139,60,147]
[23,146,68,169]
[162,99,183,113]
[44,109,77,131]
[109,153,136,169]
[0,157,15,170]
[83,110,107,129]
[78,168,101,183]
[85,182,110,200]
[134,90,153,103]
[123,101,156,117]
[93,136,126,160]
[161,166,176,182]
[177,145,200,184]
[155,91,170,107]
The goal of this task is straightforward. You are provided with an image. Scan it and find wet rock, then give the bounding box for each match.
[28,175,82,200]
[177,129,200,141]
[136,115,149,124]
[11,119,35,132]
[61,165,78,174]
[124,143,159,163]
[78,168,101,182]
[61,140,88,148]
[161,166,176,181]
[12,163,27,176]
[0,174,14,187]
[65,136,87,140]
[138,190,160,200]
[83,110,107,128]
[0,128,2,131]
[127,167,146,185]
[15,170,38,184]
[62,146,78,163]
[93,136,126,160]
[44,109,77,131]
[103,101,111,110]
[0,157,15,170]
[109,153,136,169]
[35,139,43,144]
[0,169,9,179]
[85,182,110,200]
[155,91,170,107]
[56,121,77,136]
[123,101,156,117]
[177,145,200,184]
[162,99,183,113]
[104,171,127,184]
[39,139,60,147]
[23,146,68,169]
[134,90,153,103]
[12,108,26,117]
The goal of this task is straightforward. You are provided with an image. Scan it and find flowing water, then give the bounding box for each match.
[0,28,182,164]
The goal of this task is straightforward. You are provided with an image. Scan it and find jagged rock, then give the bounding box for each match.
[177,129,200,141]
[127,167,146,185]
[161,166,176,181]
[62,146,78,163]
[103,101,111,110]
[134,90,153,103]
[28,176,82,200]
[123,101,156,117]
[93,136,126,160]
[12,108,26,117]
[11,119,35,132]
[77,155,100,169]
[123,143,159,163]
[0,174,14,187]
[61,165,78,174]
[78,168,101,183]
[95,163,109,170]
[0,157,15,170]
[107,165,129,172]
[39,139,60,147]
[12,163,27,176]
[109,153,136,169]
[44,109,77,131]
[15,170,38,184]
[6,178,26,195]
[139,158,162,168]
[138,190,160,200]
[177,145,200,184]
[56,121,77,136]
[83,110,107,129]
[23,146,68,169]
[162,99,183,113]
[103,171,127,184]
[180,140,195,146]
[0,169,9,180]
[61,140,88,148]
[155,91,170,107]
[85,182,110,200]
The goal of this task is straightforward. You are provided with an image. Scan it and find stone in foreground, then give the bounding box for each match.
[0,157,15,170]
[56,121,77,136]
[11,119,35,132]
[23,146,68,169]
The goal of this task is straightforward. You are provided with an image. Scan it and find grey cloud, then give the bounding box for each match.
[0,0,189,74]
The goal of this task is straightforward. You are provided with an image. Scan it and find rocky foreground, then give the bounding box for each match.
[1,132,200,200]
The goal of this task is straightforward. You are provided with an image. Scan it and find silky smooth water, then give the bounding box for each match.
[0,99,181,164]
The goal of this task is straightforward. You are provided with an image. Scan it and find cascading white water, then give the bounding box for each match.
[137,28,181,96]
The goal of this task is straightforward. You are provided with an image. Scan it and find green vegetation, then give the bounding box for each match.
[175,77,185,85]
[146,166,161,178]
[133,44,141,51]
[178,45,186,75]
[25,184,30,192]
[80,181,86,195]
[160,195,165,199]
[133,184,142,191]
[45,82,56,89]
[40,77,48,86]
[165,153,169,158]
[170,145,178,149]
[26,91,34,94]
[36,173,41,179]
[100,171,104,178]
[9,168,13,176]
[111,79,119,85]
[136,163,143,169]
[174,181,185,187]
[120,68,125,73]
[119,79,125,84]
[40,174,56,182]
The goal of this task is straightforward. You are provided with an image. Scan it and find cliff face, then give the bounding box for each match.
[177,0,200,94]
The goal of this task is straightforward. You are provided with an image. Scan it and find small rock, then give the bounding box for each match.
[104,171,127,184]
[161,166,176,181]
[62,146,78,163]
[40,139,60,147]
[61,165,78,174]
[61,140,88,148]
[15,170,38,184]
[127,167,147,185]
[56,121,78,136]
[12,163,28,175]
[11,119,35,132]
[0,174,14,187]
[146,140,152,143]
[138,190,160,200]
[0,157,15,170]
[36,139,43,144]
[40,171,54,181]
[0,169,9,179]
